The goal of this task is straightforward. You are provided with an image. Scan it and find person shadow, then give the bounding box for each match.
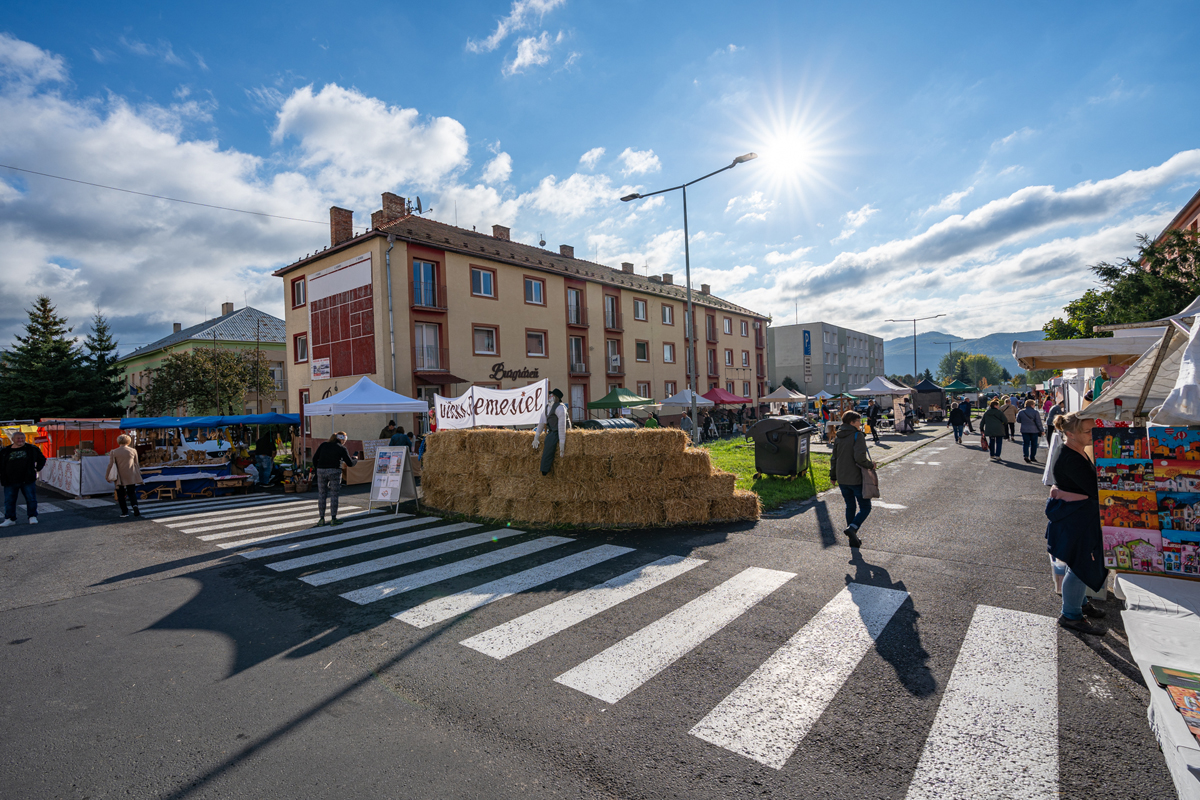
[846,548,937,698]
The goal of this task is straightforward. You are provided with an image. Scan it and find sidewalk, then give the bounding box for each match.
[808,423,956,467]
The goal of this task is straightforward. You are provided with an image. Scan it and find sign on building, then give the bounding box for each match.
[308,253,375,380]
[435,381,548,429]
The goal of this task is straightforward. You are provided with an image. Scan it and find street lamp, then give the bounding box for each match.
[622,153,758,440]
[886,314,945,384]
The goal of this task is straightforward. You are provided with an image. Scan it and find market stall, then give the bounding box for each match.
[37,419,125,498]
[913,379,947,420]
[587,387,656,419]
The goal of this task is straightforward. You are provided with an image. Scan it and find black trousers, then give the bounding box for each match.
[540,429,559,475]
[116,484,139,515]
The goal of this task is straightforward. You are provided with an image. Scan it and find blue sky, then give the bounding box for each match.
[2,1,1199,354]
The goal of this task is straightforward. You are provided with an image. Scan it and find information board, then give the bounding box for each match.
[369,446,418,513]
[362,438,388,459]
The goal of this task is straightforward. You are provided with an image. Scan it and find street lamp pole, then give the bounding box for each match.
[885,314,945,383]
[622,153,757,441]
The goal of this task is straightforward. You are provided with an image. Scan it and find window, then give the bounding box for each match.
[473,326,497,355]
[567,287,585,325]
[665,381,677,396]
[635,340,649,362]
[743,381,751,397]
[637,381,651,397]
[299,389,310,435]
[413,260,439,308]
[606,339,621,372]
[741,320,749,336]
[526,330,547,357]
[291,276,306,307]
[633,298,647,321]
[662,304,674,325]
[471,267,496,298]
[726,381,735,395]
[605,295,620,329]
[742,350,750,367]
[569,336,586,372]
[294,333,308,363]
[414,323,440,369]
[725,349,733,366]
[663,342,676,363]
[723,317,733,335]
[524,277,545,305]
[823,331,830,344]
[708,349,717,374]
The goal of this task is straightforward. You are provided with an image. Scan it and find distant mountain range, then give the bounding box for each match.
[882,330,1045,377]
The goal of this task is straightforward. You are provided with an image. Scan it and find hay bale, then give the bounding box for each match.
[508,499,555,524]
[664,497,710,525]
[477,496,513,520]
[490,476,526,501]
[660,448,713,480]
[709,488,762,522]
[613,496,666,527]
[430,450,474,476]
[487,429,534,457]
[612,456,666,482]
[424,430,468,457]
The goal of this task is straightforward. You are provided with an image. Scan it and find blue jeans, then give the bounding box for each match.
[839,484,872,530]
[255,455,274,485]
[4,483,38,520]
[1061,567,1087,620]
[1022,433,1041,460]
[988,436,1004,457]
[952,423,964,441]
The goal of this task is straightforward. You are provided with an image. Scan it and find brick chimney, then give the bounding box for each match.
[371,209,387,229]
[221,302,234,316]
[700,284,710,295]
[621,262,634,273]
[492,224,511,241]
[382,192,406,221]
[173,323,182,333]
[330,206,353,246]
[559,244,574,259]
[662,273,674,285]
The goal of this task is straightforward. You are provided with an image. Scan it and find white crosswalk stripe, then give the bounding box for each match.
[162,500,321,526]
[338,536,571,602]
[395,544,635,628]
[216,513,410,549]
[176,506,340,533]
[267,522,485,573]
[237,515,420,559]
[554,567,795,704]
[689,583,909,769]
[461,555,706,659]
[904,605,1058,800]
[197,509,368,541]
[139,496,294,518]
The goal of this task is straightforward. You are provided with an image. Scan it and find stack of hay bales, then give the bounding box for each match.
[422,428,759,528]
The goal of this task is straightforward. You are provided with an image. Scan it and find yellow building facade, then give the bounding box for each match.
[274,193,769,439]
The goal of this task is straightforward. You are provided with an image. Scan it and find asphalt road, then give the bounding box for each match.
[0,435,1176,800]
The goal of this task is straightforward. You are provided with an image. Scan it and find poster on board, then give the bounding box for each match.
[370,446,418,513]
[362,438,388,459]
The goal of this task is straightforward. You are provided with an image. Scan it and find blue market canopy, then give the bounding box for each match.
[119,413,300,429]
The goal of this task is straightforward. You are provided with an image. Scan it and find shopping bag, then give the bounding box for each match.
[105,460,119,483]
[1042,432,1064,487]
[979,433,988,450]
[861,466,880,499]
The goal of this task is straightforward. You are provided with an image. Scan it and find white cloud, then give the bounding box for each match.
[0,33,66,89]
[990,126,1036,152]
[467,0,566,53]
[579,146,605,168]
[688,264,757,293]
[523,171,623,218]
[617,147,661,177]
[119,36,186,67]
[764,246,812,265]
[725,190,774,223]
[923,187,973,215]
[430,182,521,232]
[245,85,285,112]
[481,151,513,184]
[504,31,563,76]
[831,203,878,242]
[273,84,469,203]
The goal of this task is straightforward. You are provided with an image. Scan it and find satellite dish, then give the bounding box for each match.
[415,197,423,214]
[538,231,546,246]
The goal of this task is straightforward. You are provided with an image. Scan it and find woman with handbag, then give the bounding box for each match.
[829,410,877,549]
[981,400,1008,462]
[106,434,143,518]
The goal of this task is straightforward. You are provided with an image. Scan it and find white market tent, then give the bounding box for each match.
[761,386,807,401]
[304,376,427,417]
[1012,336,1162,370]
[660,388,714,408]
[848,376,913,397]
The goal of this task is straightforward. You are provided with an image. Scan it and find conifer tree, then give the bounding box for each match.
[81,313,127,417]
[0,296,88,419]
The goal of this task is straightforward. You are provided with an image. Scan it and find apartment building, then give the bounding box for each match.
[767,321,885,396]
[273,192,770,435]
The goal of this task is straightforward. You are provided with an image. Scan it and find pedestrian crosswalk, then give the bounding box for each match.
[142,492,1066,785]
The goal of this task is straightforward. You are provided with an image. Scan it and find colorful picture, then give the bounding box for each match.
[1154,459,1200,492]
[1096,459,1155,493]
[1158,492,1200,533]
[1101,527,1163,572]
[375,453,393,474]
[1098,490,1160,529]
[1092,427,1149,460]
[1148,428,1200,462]
[1162,542,1200,575]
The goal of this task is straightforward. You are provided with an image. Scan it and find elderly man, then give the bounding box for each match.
[1,431,47,526]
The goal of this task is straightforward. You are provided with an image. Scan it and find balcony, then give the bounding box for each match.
[569,359,590,376]
[413,345,449,372]
[706,325,718,344]
[606,355,624,376]
[411,281,448,312]
[756,363,766,378]
[567,305,589,328]
[684,324,697,341]
[604,310,623,332]
[755,332,765,348]
[707,362,720,378]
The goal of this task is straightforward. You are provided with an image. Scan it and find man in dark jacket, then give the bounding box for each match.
[829,411,876,549]
[865,399,882,444]
[254,431,276,486]
[388,426,414,450]
[1,431,47,526]
[958,397,975,433]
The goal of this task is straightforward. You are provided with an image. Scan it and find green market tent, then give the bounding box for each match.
[586,387,656,409]
[943,379,977,392]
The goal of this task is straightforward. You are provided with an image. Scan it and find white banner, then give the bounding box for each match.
[435,380,548,429]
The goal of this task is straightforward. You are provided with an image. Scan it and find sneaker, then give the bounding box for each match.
[1024,457,1031,463]
[0,519,14,528]
[315,519,327,527]
[330,518,343,526]
[133,509,141,517]
[1081,603,1107,619]
[120,513,129,518]
[28,517,38,525]
[843,526,862,548]
[1057,615,1105,635]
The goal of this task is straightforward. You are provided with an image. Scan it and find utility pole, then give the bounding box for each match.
[886,314,945,383]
